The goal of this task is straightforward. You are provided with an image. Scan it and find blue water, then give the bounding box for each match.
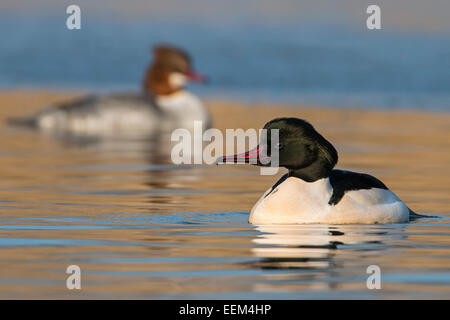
[1,15,450,110]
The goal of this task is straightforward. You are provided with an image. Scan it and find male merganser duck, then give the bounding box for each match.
[217,117,421,224]
[9,45,211,135]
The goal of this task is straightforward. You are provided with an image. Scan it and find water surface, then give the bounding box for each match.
[0,106,449,299]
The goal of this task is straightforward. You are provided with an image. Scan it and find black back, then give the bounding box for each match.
[328,169,388,205]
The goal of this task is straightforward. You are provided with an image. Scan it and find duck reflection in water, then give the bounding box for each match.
[247,224,407,272]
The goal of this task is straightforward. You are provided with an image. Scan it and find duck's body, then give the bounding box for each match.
[25,90,209,135]
[250,171,409,224]
[217,117,419,225]
[9,45,210,135]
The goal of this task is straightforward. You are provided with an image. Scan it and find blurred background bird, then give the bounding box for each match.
[7,44,210,136]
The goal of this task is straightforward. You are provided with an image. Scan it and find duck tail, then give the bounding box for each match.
[408,207,439,220]
[6,116,37,128]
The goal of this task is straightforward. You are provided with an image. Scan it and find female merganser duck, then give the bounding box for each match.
[9,45,211,135]
[217,117,421,224]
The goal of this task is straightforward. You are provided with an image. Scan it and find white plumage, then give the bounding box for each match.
[250,176,410,224]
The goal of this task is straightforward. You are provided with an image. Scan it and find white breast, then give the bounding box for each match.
[249,176,410,224]
[156,90,210,130]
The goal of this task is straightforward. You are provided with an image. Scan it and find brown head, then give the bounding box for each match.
[143,45,206,96]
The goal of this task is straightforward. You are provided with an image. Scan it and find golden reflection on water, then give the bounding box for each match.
[0,91,449,299]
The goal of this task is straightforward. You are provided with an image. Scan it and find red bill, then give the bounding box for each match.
[216,145,270,165]
[186,70,207,83]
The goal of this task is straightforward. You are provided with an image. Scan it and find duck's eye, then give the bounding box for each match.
[274,142,284,149]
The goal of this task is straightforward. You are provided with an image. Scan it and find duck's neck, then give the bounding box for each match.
[288,159,332,182]
[155,90,191,110]
[155,90,208,123]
